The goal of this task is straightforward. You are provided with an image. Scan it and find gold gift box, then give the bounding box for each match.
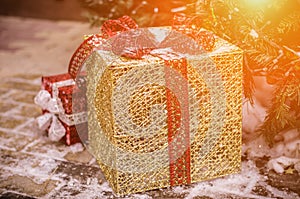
[85,27,243,196]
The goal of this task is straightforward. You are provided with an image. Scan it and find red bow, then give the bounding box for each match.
[68,16,138,78]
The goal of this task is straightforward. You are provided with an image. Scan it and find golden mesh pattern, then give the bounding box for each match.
[86,33,243,196]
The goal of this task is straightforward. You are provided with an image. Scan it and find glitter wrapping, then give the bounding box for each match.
[85,27,243,195]
[41,73,87,145]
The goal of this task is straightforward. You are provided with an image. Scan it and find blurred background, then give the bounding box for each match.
[0,0,194,26]
[0,0,85,21]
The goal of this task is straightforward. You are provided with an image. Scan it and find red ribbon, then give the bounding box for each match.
[165,58,191,186]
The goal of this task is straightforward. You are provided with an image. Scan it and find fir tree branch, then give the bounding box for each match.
[259,76,300,145]
[277,11,300,34]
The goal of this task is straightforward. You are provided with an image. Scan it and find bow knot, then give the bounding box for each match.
[34,90,66,142]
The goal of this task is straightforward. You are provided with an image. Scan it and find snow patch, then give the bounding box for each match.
[131,194,153,199]
[69,143,85,153]
[52,176,154,199]
[1,155,59,184]
[173,160,298,199]
[47,178,115,199]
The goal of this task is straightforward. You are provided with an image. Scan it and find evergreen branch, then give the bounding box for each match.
[246,50,274,70]
[258,76,300,145]
[243,55,255,104]
[277,11,300,34]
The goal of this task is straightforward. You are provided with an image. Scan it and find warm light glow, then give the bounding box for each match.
[244,0,269,7]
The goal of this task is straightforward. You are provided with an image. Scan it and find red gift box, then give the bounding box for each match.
[35,73,87,145]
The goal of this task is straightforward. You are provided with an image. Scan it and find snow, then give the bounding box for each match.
[250,29,259,38]
[242,136,271,158]
[69,143,85,153]
[242,99,267,143]
[173,160,299,199]
[267,156,300,173]
[44,178,114,198]
[271,129,300,158]
[1,154,59,184]
[47,178,149,199]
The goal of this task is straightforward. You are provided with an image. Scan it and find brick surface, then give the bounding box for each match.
[9,92,39,105]
[0,116,27,129]
[0,16,299,199]
[64,149,94,164]
[0,81,40,92]
[0,89,8,97]
[15,118,42,135]
[0,102,17,113]
[0,131,34,151]
[0,175,58,197]
[15,105,41,118]
[23,138,75,160]
[0,192,36,199]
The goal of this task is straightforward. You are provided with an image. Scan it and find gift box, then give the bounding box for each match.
[34,73,87,145]
[82,26,243,195]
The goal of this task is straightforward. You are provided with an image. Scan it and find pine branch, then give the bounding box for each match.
[243,54,255,104]
[246,50,274,71]
[259,75,300,146]
[277,11,300,34]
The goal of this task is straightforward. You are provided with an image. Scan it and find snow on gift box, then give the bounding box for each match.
[68,22,243,196]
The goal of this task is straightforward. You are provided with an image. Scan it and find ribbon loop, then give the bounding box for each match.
[68,14,215,79]
[34,90,61,114]
[34,90,51,110]
[68,16,138,79]
[101,15,138,38]
[110,27,204,60]
[47,98,61,114]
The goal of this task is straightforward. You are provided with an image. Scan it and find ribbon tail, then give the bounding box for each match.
[36,113,52,130]
[48,116,66,142]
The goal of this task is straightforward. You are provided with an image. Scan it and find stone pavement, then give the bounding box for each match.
[0,16,299,199]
